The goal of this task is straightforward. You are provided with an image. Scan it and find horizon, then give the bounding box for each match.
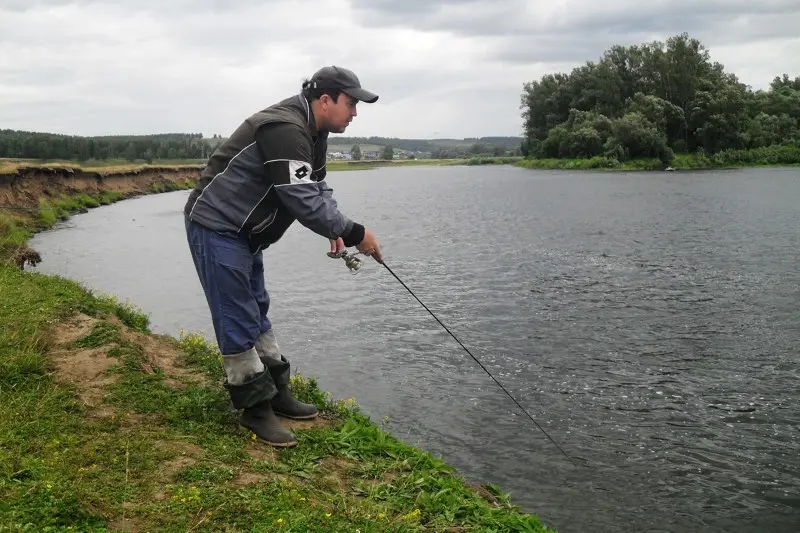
[0,129,523,142]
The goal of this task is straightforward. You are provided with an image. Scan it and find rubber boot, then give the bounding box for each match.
[258,353,319,420]
[223,356,297,447]
[272,383,320,420]
[240,400,297,447]
[255,330,319,420]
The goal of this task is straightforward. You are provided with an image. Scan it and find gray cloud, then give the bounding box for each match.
[1,0,798,139]
[353,0,800,65]
[352,0,800,36]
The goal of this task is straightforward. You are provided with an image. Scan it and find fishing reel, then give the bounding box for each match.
[327,249,364,274]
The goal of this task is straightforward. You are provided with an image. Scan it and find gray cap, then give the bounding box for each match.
[307,66,379,104]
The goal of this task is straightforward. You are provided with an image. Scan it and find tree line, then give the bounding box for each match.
[0,131,212,162]
[521,33,800,164]
[329,136,522,153]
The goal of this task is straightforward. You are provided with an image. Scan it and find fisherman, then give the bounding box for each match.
[183,66,384,447]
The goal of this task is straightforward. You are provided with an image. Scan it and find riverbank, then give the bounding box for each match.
[0,173,552,530]
[0,156,521,211]
[0,157,486,178]
[514,145,800,171]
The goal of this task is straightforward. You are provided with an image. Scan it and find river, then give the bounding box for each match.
[29,165,800,533]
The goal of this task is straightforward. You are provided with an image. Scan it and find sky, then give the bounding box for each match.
[1,0,799,140]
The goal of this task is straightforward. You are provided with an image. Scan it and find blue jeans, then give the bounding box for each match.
[185,217,272,355]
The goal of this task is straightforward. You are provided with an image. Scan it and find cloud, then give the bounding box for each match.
[1,0,799,139]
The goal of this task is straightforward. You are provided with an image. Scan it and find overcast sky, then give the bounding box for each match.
[1,0,799,139]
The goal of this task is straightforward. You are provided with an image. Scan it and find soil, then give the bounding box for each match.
[0,166,200,209]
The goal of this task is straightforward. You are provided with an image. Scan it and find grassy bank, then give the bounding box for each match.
[0,189,552,530]
[1,157,521,176]
[515,145,800,171]
[0,159,204,176]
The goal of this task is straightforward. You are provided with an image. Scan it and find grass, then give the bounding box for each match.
[0,169,553,531]
[516,157,652,170]
[515,145,800,171]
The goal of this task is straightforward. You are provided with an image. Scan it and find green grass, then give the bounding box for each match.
[515,156,625,170]
[0,184,554,531]
[516,145,800,171]
[462,156,524,166]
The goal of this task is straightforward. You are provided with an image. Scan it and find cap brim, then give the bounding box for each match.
[343,87,379,104]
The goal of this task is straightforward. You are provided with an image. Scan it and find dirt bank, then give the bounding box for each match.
[0,166,202,208]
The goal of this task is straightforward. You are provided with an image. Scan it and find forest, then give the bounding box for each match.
[521,33,800,165]
[0,132,211,162]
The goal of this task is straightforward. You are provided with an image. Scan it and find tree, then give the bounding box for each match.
[351,144,362,160]
[381,145,394,160]
[520,32,800,161]
[626,93,684,137]
[607,112,673,164]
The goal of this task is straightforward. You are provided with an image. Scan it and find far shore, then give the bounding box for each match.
[3,153,799,179]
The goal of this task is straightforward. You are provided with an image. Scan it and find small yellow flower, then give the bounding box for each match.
[378,513,386,519]
[251,433,257,440]
[46,483,53,489]
[276,518,284,525]
[325,512,332,518]
[401,508,421,521]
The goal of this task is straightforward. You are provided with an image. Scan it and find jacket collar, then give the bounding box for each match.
[297,93,319,137]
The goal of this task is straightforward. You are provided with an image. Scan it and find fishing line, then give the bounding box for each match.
[328,250,578,466]
[380,260,577,467]
[329,250,576,466]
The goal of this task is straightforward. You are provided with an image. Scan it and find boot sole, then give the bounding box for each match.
[274,411,319,420]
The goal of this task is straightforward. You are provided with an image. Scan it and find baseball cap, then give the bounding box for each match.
[306,66,379,104]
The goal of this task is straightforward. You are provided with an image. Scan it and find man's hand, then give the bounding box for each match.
[357,228,383,263]
[329,237,345,255]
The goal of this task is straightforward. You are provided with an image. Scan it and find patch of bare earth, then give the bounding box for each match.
[114,321,205,388]
[319,456,359,493]
[231,471,276,488]
[48,313,206,416]
[361,468,400,489]
[49,314,117,415]
[245,445,277,462]
[282,416,335,432]
[107,517,144,533]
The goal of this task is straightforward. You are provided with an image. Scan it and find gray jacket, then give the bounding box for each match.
[184,93,364,252]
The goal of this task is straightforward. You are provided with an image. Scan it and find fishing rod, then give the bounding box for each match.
[329,250,577,467]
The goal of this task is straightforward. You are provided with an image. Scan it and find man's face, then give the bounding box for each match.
[322,93,358,133]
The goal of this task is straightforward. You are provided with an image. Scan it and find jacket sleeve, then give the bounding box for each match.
[255,123,364,246]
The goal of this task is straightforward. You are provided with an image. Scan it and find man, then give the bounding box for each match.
[184,66,383,447]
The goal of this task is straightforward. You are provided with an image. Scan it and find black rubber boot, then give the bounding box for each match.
[260,354,319,420]
[240,401,298,447]
[224,367,297,447]
[272,387,319,420]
